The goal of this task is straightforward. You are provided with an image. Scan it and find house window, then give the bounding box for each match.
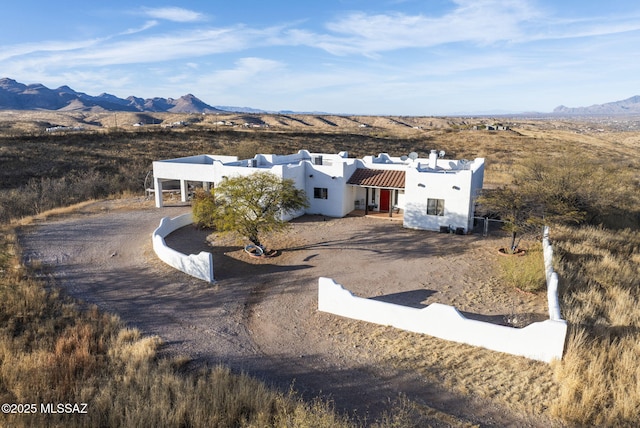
[314,187,328,199]
[427,198,445,216]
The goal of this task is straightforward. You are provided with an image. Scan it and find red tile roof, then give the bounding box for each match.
[347,168,406,189]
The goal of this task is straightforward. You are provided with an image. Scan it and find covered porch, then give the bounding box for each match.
[347,168,406,219]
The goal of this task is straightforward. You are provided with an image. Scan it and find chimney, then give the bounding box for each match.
[429,150,438,169]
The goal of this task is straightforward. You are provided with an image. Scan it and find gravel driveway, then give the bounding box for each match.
[18,198,552,426]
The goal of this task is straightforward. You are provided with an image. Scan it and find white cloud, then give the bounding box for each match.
[0,39,102,62]
[294,0,640,55]
[527,15,640,41]
[313,0,540,55]
[119,20,158,36]
[3,26,268,70]
[204,57,284,86]
[21,69,134,96]
[4,1,638,71]
[142,6,205,23]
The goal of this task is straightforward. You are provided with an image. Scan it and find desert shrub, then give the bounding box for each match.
[0,171,119,223]
[191,188,218,229]
[234,139,264,160]
[513,155,639,228]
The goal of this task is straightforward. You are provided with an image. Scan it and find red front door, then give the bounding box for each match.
[380,189,391,212]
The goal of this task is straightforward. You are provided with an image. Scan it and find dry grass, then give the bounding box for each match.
[549,226,640,426]
[498,241,546,292]
[327,316,560,421]
[0,226,359,428]
[1,113,639,426]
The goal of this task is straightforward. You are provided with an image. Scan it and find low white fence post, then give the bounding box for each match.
[547,272,562,321]
[541,226,562,321]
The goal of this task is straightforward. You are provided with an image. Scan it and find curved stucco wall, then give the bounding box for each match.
[318,277,566,363]
[152,213,215,283]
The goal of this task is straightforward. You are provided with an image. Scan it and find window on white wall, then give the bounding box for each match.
[427,198,445,216]
[314,187,328,199]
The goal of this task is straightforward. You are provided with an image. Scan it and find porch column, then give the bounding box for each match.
[364,188,369,215]
[180,180,188,202]
[154,177,163,208]
[389,189,394,217]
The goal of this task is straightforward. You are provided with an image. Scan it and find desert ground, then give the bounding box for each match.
[5,110,639,426]
[17,197,557,426]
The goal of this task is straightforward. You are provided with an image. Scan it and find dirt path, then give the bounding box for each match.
[18,198,557,426]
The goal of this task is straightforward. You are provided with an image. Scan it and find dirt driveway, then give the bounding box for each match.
[18,198,551,426]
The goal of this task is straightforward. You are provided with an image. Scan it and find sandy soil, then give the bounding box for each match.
[18,198,553,426]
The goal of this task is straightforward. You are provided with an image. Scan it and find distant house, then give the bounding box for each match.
[485,123,510,131]
[45,125,84,132]
[152,150,485,233]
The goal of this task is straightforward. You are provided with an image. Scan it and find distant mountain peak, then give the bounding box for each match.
[553,95,640,115]
[0,77,20,86]
[0,77,225,113]
[56,85,76,93]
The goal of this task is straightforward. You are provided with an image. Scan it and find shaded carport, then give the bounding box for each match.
[152,155,218,207]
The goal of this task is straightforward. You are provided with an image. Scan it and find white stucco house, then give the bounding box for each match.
[152,149,485,233]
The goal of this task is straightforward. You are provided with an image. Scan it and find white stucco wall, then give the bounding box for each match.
[318,277,567,363]
[153,155,238,182]
[401,158,485,232]
[305,159,358,217]
[468,159,485,231]
[152,213,215,283]
[153,152,485,231]
[209,161,282,183]
[281,163,307,220]
[403,168,473,232]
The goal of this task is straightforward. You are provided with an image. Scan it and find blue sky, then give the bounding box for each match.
[2,0,640,115]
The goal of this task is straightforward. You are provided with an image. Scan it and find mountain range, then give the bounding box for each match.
[553,95,640,115]
[2,77,640,116]
[0,78,225,113]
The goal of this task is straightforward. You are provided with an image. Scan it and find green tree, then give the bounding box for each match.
[192,172,308,248]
